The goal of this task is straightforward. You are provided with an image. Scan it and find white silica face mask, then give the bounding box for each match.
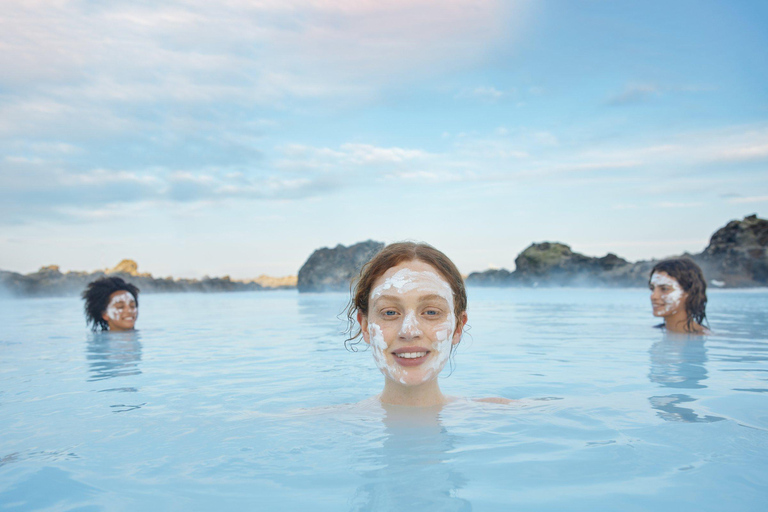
[368,267,456,385]
[651,273,684,315]
[106,291,136,321]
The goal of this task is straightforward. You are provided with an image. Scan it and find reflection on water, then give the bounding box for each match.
[350,404,470,511]
[0,466,99,511]
[648,333,724,423]
[86,331,142,383]
[649,334,709,389]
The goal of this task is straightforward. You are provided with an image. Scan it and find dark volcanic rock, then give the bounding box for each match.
[467,242,643,287]
[696,214,768,286]
[514,243,632,283]
[298,240,384,292]
[464,268,513,287]
[466,215,768,288]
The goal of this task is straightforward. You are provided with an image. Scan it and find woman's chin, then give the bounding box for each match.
[385,368,435,386]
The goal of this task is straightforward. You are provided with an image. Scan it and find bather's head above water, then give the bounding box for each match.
[346,242,468,407]
[649,258,708,334]
[82,277,140,332]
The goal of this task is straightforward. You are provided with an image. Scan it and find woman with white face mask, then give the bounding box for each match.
[82,277,140,331]
[649,258,709,334]
[346,242,511,407]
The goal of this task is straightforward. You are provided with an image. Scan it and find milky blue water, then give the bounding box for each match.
[1,288,767,511]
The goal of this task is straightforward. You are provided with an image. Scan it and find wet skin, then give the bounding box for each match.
[102,291,138,331]
[358,260,467,406]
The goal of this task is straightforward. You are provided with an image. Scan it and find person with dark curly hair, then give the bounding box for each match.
[82,277,140,331]
[649,258,709,334]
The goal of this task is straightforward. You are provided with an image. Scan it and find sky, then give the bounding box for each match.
[1,0,767,279]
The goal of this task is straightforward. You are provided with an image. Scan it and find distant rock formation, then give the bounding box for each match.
[298,240,384,292]
[467,215,768,288]
[251,274,298,289]
[0,261,264,298]
[467,242,654,287]
[696,214,768,287]
[106,259,149,277]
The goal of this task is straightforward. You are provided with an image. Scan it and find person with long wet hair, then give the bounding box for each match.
[649,258,709,334]
[82,277,140,331]
[346,241,511,406]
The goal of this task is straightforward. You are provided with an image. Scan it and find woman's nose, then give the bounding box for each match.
[398,312,422,338]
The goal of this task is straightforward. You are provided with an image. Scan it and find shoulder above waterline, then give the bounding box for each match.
[473,397,516,405]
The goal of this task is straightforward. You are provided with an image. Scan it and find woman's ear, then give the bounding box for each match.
[357,311,370,344]
[452,311,468,345]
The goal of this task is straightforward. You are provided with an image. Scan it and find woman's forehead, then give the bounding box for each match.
[109,291,135,302]
[651,271,678,284]
[370,261,453,301]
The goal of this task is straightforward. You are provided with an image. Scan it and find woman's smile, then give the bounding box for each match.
[392,346,432,366]
[362,261,458,386]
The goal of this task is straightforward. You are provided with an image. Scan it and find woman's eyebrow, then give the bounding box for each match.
[417,294,449,304]
[372,294,403,307]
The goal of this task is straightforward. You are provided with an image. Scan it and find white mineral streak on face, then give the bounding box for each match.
[369,322,403,381]
[421,317,454,382]
[399,311,422,337]
[369,267,456,384]
[651,272,684,315]
[106,291,135,321]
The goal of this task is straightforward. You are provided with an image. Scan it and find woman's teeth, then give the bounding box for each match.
[397,352,427,359]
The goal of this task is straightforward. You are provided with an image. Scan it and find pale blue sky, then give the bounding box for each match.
[1,0,767,278]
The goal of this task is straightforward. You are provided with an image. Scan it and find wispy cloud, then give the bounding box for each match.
[654,201,705,208]
[714,143,768,162]
[727,195,768,204]
[606,83,660,106]
[456,86,508,101]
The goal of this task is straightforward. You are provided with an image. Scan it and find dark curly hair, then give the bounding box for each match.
[82,277,139,331]
[650,258,707,332]
[345,241,467,348]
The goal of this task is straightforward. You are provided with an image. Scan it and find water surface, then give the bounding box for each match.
[1,288,766,511]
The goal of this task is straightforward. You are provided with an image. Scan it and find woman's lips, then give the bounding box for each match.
[392,346,431,367]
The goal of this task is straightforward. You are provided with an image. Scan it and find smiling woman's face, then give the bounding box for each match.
[649,271,686,317]
[102,290,138,331]
[359,260,464,387]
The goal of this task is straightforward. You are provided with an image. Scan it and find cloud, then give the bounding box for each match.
[727,195,768,204]
[714,143,768,162]
[4,121,767,226]
[654,201,705,208]
[606,84,660,106]
[456,86,506,101]
[0,0,514,104]
[276,142,432,173]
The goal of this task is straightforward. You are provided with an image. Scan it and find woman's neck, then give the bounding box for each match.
[379,378,447,407]
[664,309,702,334]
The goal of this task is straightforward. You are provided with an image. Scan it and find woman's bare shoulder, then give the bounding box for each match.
[473,397,516,405]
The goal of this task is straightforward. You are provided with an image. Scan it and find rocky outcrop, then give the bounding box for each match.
[106,259,151,277]
[513,243,633,284]
[695,214,768,287]
[467,242,652,287]
[0,262,264,298]
[251,274,298,289]
[298,240,384,292]
[467,215,768,288]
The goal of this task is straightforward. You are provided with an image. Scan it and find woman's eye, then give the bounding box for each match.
[424,310,440,316]
[383,310,397,317]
